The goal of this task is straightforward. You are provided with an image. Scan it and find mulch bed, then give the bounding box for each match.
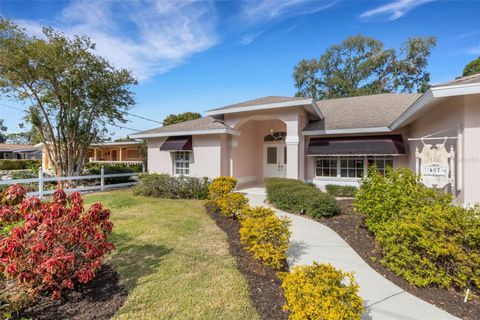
[320,198,480,320]
[17,264,127,320]
[206,204,289,320]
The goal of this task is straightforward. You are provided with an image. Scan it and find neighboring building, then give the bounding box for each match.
[39,140,145,171]
[87,141,145,165]
[0,143,42,160]
[130,73,480,206]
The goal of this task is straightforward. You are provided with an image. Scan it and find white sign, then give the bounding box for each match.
[421,165,448,177]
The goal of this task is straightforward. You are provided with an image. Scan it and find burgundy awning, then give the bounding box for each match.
[160,136,192,151]
[307,135,406,156]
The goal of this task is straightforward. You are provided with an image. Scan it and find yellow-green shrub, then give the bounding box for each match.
[208,176,238,200]
[216,192,249,218]
[238,206,275,221]
[239,213,291,270]
[355,167,480,293]
[280,263,364,320]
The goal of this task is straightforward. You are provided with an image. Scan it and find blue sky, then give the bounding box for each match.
[1,0,479,139]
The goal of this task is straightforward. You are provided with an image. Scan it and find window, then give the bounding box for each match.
[267,147,277,164]
[174,151,191,176]
[315,156,393,178]
[367,157,394,174]
[315,157,337,177]
[340,158,364,178]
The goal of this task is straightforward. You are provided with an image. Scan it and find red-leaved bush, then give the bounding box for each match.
[0,185,114,299]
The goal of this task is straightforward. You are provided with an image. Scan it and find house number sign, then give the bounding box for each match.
[415,139,455,190]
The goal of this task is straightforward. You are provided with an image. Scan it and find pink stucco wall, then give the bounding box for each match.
[146,134,225,178]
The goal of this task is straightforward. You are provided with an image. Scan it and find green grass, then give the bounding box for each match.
[84,190,259,320]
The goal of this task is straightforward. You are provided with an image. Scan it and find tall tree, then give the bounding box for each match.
[163,112,202,126]
[463,57,480,77]
[0,19,137,176]
[293,35,436,100]
[0,119,7,143]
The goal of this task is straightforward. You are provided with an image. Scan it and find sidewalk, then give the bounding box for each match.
[241,187,458,320]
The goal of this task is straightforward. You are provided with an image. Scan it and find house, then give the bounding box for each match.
[130,73,480,206]
[39,140,145,171]
[86,141,145,165]
[0,143,42,160]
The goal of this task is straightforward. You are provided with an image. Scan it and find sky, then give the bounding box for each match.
[0,0,479,139]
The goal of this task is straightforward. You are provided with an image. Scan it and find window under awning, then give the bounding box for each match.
[307,135,406,156]
[160,136,192,151]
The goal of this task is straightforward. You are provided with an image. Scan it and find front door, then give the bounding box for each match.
[263,144,287,178]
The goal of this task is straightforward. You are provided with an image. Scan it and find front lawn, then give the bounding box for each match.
[84,190,259,320]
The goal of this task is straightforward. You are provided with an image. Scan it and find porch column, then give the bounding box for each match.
[94,148,98,161]
[286,120,299,179]
[119,148,123,161]
[228,137,238,177]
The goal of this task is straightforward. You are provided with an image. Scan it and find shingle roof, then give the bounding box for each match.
[433,73,480,87]
[132,117,233,136]
[0,143,40,152]
[208,96,309,112]
[304,93,421,132]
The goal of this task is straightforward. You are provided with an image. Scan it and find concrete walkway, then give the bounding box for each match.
[241,187,458,320]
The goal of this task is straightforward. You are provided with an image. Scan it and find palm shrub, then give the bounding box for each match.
[354,167,480,293]
[280,262,364,320]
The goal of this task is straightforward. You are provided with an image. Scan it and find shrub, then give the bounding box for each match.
[325,184,358,197]
[216,193,249,218]
[84,162,143,173]
[265,178,340,218]
[134,173,210,199]
[239,212,291,270]
[280,262,364,320]
[208,176,237,200]
[355,167,480,293]
[238,206,275,221]
[84,164,137,184]
[0,160,41,171]
[0,185,114,300]
[354,167,451,233]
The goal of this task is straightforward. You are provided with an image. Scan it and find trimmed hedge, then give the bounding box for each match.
[280,262,364,320]
[265,178,340,218]
[325,184,357,197]
[355,167,480,293]
[0,159,41,171]
[84,164,136,184]
[134,173,210,199]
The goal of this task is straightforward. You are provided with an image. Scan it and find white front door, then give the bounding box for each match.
[263,144,287,178]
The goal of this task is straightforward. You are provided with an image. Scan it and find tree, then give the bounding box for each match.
[6,125,43,144]
[0,19,137,176]
[463,57,480,77]
[293,35,436,100]
[0,119,7,143]
[163,112,201,126]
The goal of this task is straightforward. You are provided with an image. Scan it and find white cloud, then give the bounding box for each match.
[241,0,336,24]
[456,30,480,41]
[239,30,265,46]
[467,45,480,55]
[360,0,434,21]
[17,0,218,80]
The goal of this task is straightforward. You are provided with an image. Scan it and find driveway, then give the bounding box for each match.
[241,187,458,320]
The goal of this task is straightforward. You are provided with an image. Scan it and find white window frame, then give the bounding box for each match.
[315,156,394,179]
[173,151,191,176]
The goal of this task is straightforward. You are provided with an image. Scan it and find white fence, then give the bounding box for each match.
[0,167,142,199]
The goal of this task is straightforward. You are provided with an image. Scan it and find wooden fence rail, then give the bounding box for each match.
[0,166,143,199]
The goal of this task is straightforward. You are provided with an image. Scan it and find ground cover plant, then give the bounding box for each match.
[280,262,364,320]
[265,178,340,217]
[134,173,210,199]
[355,167,480,296]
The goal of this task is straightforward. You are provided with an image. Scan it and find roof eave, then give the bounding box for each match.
[302,127,391,136]
[205,98,319,117]
[129,128,241,139]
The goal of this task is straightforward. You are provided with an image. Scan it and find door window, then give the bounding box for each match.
[267,147,277,164]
